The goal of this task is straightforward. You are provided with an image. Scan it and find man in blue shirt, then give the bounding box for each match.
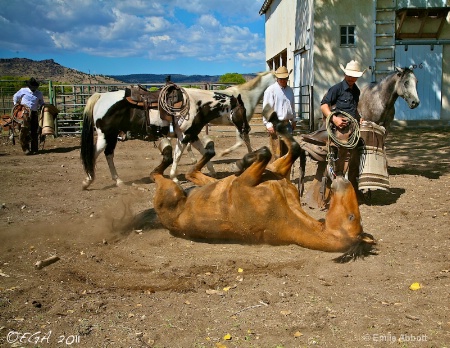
[320,60,365,128]
[13,78,45,155]
[321,60,366,194]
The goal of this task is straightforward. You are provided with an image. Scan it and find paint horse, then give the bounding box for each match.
[151,120,376,262]
[299,67,420,208]
[165,71,277,181]
[80,83,247,189]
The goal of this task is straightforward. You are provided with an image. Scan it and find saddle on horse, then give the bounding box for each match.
[125,85,161,109]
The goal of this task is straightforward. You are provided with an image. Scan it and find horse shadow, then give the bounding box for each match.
[40,145,81,154]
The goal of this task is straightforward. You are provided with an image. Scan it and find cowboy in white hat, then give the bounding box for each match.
[320,60,366,129]
[316,60,366,196]
[262,66,296,160]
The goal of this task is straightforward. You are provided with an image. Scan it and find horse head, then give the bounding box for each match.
[395,67,420,109]
[326,176,377,262]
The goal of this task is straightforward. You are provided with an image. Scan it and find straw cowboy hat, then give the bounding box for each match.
[274,66,292,79]
[339,60,366,78]
[27,77,40,88]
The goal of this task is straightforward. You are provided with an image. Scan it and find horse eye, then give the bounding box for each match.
[405,81,410,87]
[348,214,355,221]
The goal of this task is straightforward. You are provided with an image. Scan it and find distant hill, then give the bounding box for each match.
[110,73,257,84]
[0,58,122,84]
[0,58,257,85]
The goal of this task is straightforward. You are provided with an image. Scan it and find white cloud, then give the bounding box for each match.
[0,0,265,70]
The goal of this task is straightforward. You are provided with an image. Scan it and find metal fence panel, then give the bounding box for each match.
[1,80,231,136]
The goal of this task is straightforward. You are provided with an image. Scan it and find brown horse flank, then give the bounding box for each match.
[150,121,377,262]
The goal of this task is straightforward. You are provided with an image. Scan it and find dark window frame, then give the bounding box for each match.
[340,25,356,47]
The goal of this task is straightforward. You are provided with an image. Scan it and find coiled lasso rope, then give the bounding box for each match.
[325,110,360,178]
[158,83,190,119]
[325,110,360,149]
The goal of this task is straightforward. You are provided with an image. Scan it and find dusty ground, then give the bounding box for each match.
[0,127,449,348]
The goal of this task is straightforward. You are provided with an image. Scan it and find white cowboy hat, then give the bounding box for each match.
[339,60,366,78]
[274,66,292,79]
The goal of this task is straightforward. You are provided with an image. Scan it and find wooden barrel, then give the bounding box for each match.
[39,104,59,136]
[358,121,390,192]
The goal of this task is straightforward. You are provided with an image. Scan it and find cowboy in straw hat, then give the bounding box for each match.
[13,77,45,155]
[262,66,296,160]
[339,60,366,78]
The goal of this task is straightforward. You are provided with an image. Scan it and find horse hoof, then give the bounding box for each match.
[116,179,124,187]
[82,181,91,190]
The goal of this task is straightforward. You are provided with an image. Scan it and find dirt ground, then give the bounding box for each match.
[0,127,449,348]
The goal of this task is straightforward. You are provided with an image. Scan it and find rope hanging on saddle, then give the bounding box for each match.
[158,83,190,119]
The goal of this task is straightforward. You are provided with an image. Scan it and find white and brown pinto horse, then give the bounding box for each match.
[80,72,275,189]
[80,87,246,189]
[167,71,277,181]
[151,122,377,262]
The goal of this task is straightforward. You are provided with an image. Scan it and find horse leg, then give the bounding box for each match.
[298,149,306,196]
[170,136,188,182]
[151,140,187,222]
[186,143,197,164]
[150,138,173,181]
[82,130,107,189]
[235,146,272,187]
[219,129,244,157]
[185,136,218,186]
[190,138,216,178]
[104,133,124,187]
[266,123,301,178]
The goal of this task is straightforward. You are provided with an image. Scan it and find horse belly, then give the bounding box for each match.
[208,114,234,126]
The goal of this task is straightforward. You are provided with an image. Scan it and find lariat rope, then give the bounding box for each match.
[325,110,360,178]
[325,110,360,149]
[158,84,190,119]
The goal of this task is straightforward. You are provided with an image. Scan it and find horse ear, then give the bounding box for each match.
[395,66,404,75]
[237,94,243,104]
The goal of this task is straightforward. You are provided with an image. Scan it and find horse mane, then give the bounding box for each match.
[368,66,414,88]
[238,71,274,91]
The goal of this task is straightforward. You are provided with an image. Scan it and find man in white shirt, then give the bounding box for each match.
[13,78,45,155]
[262,66,296,160]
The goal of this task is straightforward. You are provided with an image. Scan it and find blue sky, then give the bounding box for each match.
[0,0,266,76]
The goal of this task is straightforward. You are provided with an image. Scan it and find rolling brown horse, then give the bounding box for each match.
[151,120,376,262]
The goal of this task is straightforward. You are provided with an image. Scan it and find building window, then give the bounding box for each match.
[340,25,355,46]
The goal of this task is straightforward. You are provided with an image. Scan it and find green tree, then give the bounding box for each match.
[218,73,246,85]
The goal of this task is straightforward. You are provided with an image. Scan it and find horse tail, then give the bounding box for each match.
[80,93,102,179]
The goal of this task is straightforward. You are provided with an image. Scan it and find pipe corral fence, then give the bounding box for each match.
[1,80,312,137]
[0,80,248,137]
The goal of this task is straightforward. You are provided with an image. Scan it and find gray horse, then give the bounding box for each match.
[299,67,420,208]
[358,66,420,129]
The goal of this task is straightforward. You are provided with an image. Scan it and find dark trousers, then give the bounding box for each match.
[19,110,39,153]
